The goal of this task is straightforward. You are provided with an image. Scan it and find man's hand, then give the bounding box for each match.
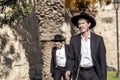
[65,71,71,80]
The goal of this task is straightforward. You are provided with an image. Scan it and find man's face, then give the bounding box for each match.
[78,18,91,33]
[54,42,63,49]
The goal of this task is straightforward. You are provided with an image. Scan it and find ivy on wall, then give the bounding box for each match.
[0,0,32,26]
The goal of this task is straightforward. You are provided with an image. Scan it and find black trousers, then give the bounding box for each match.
[77,67,99,80]
[53,66,66,80]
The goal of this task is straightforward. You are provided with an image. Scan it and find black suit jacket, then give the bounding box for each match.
[50,44,70,77]
[66,32,107,80]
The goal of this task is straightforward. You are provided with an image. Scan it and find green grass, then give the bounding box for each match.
[107,71,120,80]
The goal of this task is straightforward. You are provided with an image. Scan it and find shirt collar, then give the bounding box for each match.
[81,32,91,40]
[57,44,65,50]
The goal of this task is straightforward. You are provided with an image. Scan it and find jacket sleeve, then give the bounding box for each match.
[99,37,107,80]
[66,37,75,73]
[50,48,55,77]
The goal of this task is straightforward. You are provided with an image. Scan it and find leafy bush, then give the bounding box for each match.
[0,0,32,26]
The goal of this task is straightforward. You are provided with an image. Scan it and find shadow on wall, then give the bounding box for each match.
[22,11,42,80]
[9,1,42,80]
[22,1,42,80]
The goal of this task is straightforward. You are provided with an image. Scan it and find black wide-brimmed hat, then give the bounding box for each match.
[71,12,96,29]
[51,34,65,42]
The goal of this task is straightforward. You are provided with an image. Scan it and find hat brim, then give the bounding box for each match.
[51,39,65,42]
[71,13,96,29]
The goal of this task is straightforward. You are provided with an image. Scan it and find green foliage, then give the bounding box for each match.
[107,71,120,80]
[0,0,32,26]
[0,0,17,6]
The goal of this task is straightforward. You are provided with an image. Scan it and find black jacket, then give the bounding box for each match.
[50,44,70,77]
[66,32,107,80]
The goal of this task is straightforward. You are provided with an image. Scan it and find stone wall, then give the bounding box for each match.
[0,1,42,80]
[94,8,120,69]
[41,41,53,80]
[36,0,65,80]
[37,0,120,79]
[0,0,120,80]
[37,0,65,41]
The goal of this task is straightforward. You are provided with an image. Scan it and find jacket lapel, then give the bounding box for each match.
[53,48,57,66]
[65,45,68,58]
[77,34,81,63]
[90,32,96,60]
[77,34,81,54]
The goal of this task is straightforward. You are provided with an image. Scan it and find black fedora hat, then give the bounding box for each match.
[51,34,65,42]
[71,12,96,29]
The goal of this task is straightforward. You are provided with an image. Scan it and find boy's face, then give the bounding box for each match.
[54,42,63,49]
[77,18,91,33]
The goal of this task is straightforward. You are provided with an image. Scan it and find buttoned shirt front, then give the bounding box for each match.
[80,33,93,67]
[56,44,66,67]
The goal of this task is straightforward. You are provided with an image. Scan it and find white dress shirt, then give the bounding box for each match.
[80,33,93,67]
[56,45,66,67]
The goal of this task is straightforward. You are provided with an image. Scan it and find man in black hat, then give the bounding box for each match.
[50,34,70,80]
[65,12,107,80]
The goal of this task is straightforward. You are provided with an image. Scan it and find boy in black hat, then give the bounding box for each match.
[65,12,107,80]
[50,34,70,80]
